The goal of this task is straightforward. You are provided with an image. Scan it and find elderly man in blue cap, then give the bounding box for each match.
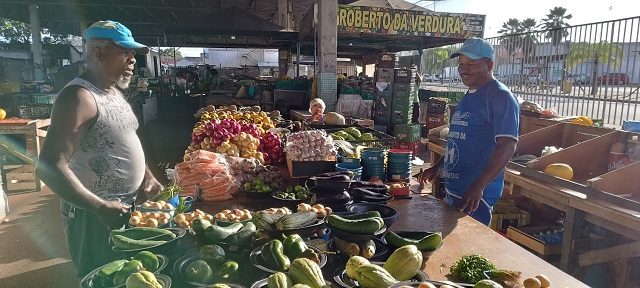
[36,21,163,277]
[419,38,519,226]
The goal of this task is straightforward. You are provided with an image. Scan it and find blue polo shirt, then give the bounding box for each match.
[443,80,519,207]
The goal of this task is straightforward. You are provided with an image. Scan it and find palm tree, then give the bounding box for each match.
[540,7,573,46]
[565,41,624,95]
[498,18,523,63]
[421,48,450,75]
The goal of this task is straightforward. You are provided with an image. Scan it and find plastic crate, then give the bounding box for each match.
[394,124,422,142]
[275,79,293,90]
[291,80,308,91]
[376,85,393,97]
[447,91,465,103]
[394,140,421,156]
[418,89,431,102]
[18,104,53,119]
[426,113,445,128]
[361,93,375,100]
[427,99,447,114]
[340,87,361,94]
[394,68,416,84]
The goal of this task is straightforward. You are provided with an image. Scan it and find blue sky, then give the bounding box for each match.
[180,0,640,57]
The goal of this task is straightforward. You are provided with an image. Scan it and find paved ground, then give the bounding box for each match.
[0,96,433,287]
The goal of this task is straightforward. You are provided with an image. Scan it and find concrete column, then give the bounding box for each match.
[278,48,290,78]
[317,0,338,111]
[29,4,44,81]
[277,0,292,30]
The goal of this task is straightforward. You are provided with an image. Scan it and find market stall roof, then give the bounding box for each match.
[0,0,311,48]
[349,0,430,11]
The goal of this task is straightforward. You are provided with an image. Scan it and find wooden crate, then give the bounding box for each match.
[588,161,640,200]
[515,122,614,157]
[519,116,558,135]
[526,130,626,184]
[6,165,37,191]
[489,209,531,231]
[506,226,563,256]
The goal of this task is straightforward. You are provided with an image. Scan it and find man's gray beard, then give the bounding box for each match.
[116,76,130,90]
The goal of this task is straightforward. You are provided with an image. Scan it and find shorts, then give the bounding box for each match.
[445,193,494,226]
[61,201,122,277]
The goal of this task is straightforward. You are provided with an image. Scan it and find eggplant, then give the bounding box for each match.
[350,188,388,201]
[350,181,388,194]
[316,171,353,178]
[314,175,352,182]
[310,190,351,205]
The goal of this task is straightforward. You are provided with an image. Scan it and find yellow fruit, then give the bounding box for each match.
[0,108,6,120]
[543,163,574,180]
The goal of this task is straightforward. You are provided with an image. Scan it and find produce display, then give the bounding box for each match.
[284,130,337,161]
[173,209,215,229]
[259,235,324,272]
[273,185,310,201]
[327,212,385,234]
[252,211,317,231]
[91,251,162,288]
[188,105,282,165]
[330,127,378,141]
[242,179,280,194]
[214,208,253,223]
[175,150,238,201]
[297,203,333,218]
[349,181,392,203]
[110,227,177,250]
[182,245,240,285]
[342,245,423,288]
[129,210,172,228]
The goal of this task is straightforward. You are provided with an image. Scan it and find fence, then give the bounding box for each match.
[420,16,640,127]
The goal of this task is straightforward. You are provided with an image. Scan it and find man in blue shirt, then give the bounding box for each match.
[419,38,519,226]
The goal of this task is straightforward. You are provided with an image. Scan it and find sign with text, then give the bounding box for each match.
[337,5,485,39]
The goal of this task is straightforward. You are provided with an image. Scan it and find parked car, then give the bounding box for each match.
[569,73,591,85]
[597,73,630,85]
[422,74,434,82]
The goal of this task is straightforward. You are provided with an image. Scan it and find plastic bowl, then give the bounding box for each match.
[339,157,361,164]
[346,203,399,228]
[336,162,363,170]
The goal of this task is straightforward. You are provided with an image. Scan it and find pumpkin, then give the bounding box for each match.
[323,112,345,125]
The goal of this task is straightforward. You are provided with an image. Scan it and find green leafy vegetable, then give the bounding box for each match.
[151,184,181,202]
[175,196,191,214]
[449,254,496,283]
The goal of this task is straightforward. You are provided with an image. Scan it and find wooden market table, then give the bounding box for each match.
[0,118,50,192]
[427,134,640,287]
[194,191,587,287]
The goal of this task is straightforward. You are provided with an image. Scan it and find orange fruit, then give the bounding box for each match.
[0,108,6,120]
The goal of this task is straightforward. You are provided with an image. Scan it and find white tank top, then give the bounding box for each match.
[64,78,146,204]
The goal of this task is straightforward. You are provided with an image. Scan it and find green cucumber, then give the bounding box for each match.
[383,231,443,251]
[225,222,257,245]
[342,211,381,220]
[111,234,167,250]
[109,227,176,241]
[327,214,382,234]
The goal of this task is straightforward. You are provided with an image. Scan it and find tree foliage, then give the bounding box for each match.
[565,41,623,94]
[0,17,71,45]
[421,46,457,75]
[539,7,572,46]
[161,48,184,60]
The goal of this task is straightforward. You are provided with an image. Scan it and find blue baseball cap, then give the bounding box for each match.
[450,37,494,60]
[83,20,149,54]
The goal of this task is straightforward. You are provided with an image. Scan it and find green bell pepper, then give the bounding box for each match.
[283,234,308,259]
[217,260,239,280]
[261,239,290,271]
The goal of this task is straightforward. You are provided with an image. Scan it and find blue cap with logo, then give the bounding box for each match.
[83,20,149,54]
[450,37,494,60]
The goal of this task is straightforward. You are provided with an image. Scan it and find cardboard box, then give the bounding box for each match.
[286,158,336,178]
[506,226,563,256]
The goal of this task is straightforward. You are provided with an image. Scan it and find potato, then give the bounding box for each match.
[228,214,238,221]
[524,277,542,288]
[152,212,161,219]
[164,203,174,210]
[146,218,159,228]
[535,274,551,288]
[177,220,190,228]
[158,218,169,226]
[242,209,251,215]
[162,213,171,219]
[174,214,186,222]
[152,202,163,209]
[317,209,327,218]
[324,207,333,215]
[136,221,147,227]
[129,216,141,226]
[142,212,151,218]
[157,200,166,206]
[312,204,324,210]
[418,282,437,288]
[141,202,152,208]
[221,209,231,214]
[204,214,214,222]
[297,203,310,212]
[239,213,250,221]
[215,213,226,220]
[131,211,142,218]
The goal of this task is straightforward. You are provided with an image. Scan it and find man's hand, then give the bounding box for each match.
[144,178,164,198]
[418,166,440,187]
[96,200,130,229]
[459,185,484,214]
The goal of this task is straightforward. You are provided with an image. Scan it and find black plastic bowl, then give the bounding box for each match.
[346,203,399,228]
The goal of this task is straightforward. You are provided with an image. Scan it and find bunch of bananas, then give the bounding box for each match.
[571,116,594,126]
